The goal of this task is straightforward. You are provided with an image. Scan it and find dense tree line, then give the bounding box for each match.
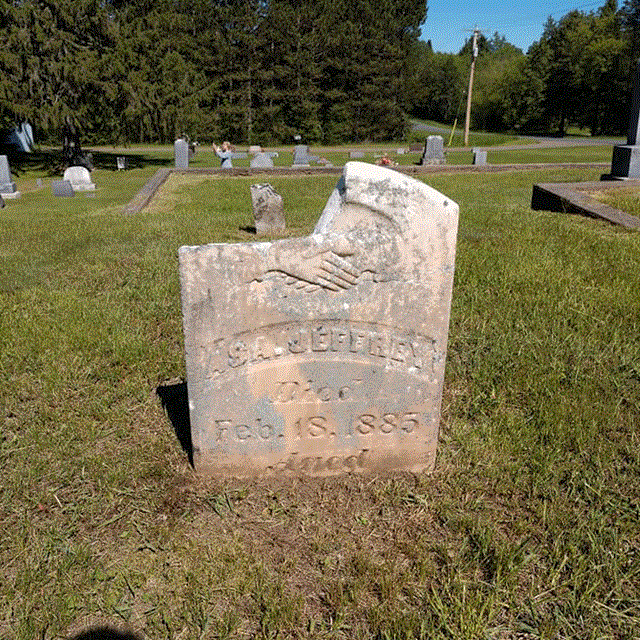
[411,0,639,136]
[0,0,427,145]
[3,0,640,145]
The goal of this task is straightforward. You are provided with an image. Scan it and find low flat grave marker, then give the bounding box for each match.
[52,180,75,197]
[250,153,274,168]
[179,162,459,477]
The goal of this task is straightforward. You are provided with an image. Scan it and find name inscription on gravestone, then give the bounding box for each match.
[179,162,459,477]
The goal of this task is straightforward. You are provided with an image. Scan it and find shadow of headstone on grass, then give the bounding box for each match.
[69,627,142,640]
[156,381,193,466]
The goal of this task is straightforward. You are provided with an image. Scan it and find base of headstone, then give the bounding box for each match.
[607,145,640,179]
[0,182,18,194]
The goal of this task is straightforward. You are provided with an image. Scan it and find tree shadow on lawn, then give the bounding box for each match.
[0,146,170,176]
[156,380,193,467]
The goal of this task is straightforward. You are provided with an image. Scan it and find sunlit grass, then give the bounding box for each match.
[1,158,638,639]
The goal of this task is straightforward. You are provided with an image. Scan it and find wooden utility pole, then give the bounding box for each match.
[463,28,480,147]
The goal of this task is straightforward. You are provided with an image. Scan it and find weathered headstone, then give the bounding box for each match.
[174,138,189,169]
[397,148,406,155]
[472,149,487,166]
[63,166,95,191]
[249,145,262,155]
[420,136,446,165]
[178,161,459,477]
[250,152,275,168]
[0,156,20,198]
[608,60,640,179]
[349,151,365,159]
[116,156,128,170]
[250,183,285,234]
[52,180,75,197]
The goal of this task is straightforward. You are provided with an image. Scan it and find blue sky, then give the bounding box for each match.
[420,0,608,54]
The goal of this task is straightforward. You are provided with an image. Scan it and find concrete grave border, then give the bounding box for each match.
[124,162,609,216]
[531,180,640,230]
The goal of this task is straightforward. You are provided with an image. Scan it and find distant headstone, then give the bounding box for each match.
[420,136,446,165]
[249,145,262,154]
[397,148,406,155]
[349,151,365,159]
[472,149,487,166]
[178,161,459,477]
[232,152,248,160]
[174,138,189,169]
[116,156,128,170]
[36,178,42,188]
[250,152,275,168]
[293,145,311,166]
[608,59,640,179]
[63,166,95,191]
[409,143,423,152]
[52,180,75,197]
[0,156,20,198]
[250,183,285,234]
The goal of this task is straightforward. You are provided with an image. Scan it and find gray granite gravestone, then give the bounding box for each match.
[52,180,75,197]
[174,138,189,169]
[251,183,285,234]
[420,136,446,165]
[473,149,487,166]
[250,152,275,168]
[249,145,262,154]
[293,145,310,166]
[179,161,459,477]
[608,60,640,179]
[349,151,365,159]
[292,145,319,166]
[0,156,20,198]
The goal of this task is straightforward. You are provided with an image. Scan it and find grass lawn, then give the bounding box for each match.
[1,156,639,639]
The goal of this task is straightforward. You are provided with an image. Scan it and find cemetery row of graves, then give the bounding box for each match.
[0,141,639,638]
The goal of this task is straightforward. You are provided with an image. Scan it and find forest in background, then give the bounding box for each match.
[1,0,640,145]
